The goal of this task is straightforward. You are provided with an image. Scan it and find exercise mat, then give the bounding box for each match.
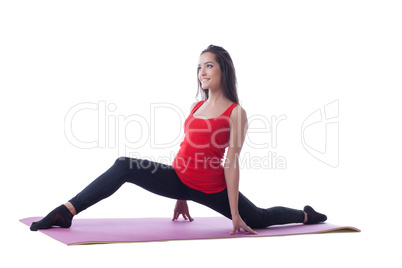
[20,217,360,245]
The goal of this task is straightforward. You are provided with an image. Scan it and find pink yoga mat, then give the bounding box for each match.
[20,217,360,245]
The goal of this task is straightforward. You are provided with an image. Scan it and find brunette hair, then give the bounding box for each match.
[196,45,239,104]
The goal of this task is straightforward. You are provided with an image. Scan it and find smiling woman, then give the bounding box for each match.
[29,44,327,235]
[198,57,220,92]
[196,45,239,105]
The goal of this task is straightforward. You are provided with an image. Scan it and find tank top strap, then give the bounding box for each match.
[190,100,206,115]
[221,103,239,118]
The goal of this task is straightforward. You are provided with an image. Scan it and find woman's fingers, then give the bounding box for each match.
[182,213,194,221]
[244,225,258,235]
[230,227,236,235]
[240,221,258,235]
[230,225,258,235]
[172,212,194,222]
[230,227,241,235]
[172,211,179,221]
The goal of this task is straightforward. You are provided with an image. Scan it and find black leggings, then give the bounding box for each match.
[69,157,305,229]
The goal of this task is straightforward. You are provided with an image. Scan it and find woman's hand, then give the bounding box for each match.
[172,200,194,221]
[230,213,258,235]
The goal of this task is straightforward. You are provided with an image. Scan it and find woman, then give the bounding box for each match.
[30,45,327,235]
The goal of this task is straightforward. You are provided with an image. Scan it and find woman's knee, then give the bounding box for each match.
[114,156,141,171]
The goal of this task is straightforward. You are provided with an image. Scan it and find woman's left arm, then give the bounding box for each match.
[224,106,257,235]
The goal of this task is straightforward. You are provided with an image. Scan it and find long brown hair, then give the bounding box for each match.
[196,45,239,104]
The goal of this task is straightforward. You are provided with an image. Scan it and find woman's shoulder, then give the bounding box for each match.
[231,103,246,114]
[189,101,199,112]
[230,104,247,121]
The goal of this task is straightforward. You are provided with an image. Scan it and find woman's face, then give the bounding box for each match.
[198,52,222,90]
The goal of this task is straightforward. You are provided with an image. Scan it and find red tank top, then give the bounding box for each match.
[172,100,239,193]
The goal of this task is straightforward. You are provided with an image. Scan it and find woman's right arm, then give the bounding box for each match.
[171,102,198,222]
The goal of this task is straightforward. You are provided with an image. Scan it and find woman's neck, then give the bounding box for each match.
[205,88,227,105]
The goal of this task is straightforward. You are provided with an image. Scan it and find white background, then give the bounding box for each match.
[1,0,401,267]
